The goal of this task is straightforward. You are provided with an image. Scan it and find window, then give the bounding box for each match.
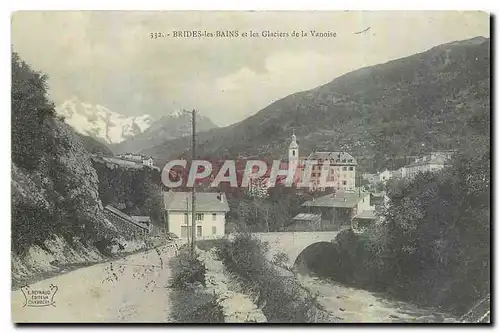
[196,213,204,221]
[343,180,347,185]
[342,159,346,163]
[342,166,347,171]
[348,159,353,163]
[197,226,202,237]
[184,213,188,224]
[292,150,296,156]
[212,213,217,221]
[212,226,217,235]
[349,166,354,171]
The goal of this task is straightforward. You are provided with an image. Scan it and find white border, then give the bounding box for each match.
[1,1,496,333]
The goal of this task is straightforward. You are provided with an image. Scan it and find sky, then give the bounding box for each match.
[11,11,489,126]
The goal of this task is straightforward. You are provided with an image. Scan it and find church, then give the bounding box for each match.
[287,131,357,192]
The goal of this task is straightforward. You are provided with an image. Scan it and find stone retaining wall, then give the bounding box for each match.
[196,248,267,323]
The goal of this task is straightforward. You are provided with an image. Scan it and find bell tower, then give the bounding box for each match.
[288,129,299,162]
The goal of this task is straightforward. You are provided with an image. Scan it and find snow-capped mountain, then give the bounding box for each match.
[111,109,218,154]
[56,98,154,144]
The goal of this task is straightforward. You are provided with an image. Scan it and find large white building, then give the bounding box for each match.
[405,152,453,179]
[163,191,229,239]
[286,132,357,192]
[305,151,357,191]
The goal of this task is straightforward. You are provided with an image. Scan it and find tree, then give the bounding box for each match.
[11,51,55,170]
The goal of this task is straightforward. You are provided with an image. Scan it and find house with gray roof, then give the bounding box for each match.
[163,191,230,239]
[301,189,373,230]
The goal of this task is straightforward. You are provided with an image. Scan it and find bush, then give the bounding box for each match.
[215,233,319,322]
[196,239,222,251]
[215,233,269,281]
[307,148,490,316]
[169,289,224,323]
[271,252,289,269]
[170,248,206,289]
[11,201,55,255]
[189,298,225,323]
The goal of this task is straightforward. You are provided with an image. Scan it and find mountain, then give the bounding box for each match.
[12,51,115,284]
[76,133,114,156]
[110,110,218,154]
[56,98,154,144]
[11,52,162,287]
[141,37,490,172]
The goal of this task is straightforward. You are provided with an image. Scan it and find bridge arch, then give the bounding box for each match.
[293,241,337,275]
[251,231,339,268]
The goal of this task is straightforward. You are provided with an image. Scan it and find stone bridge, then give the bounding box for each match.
[251,231,339,267]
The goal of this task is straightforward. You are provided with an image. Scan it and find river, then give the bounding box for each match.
[297,274,460,323]
[12,241,461,323]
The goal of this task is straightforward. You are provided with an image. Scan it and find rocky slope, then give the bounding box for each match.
[11,119,114,286]
[11,52,150,287]
[11,120,155,288]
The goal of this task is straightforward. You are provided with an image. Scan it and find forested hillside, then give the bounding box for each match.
[11,52,116,256]
[142,37,489,172]
[301,124,490,316]
[92,159,163,226]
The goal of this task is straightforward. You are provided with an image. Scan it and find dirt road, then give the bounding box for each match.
[12,244,180,323]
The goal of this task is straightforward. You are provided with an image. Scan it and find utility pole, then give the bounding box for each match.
[186,196,190,245]
[190,109,197,258]
[358,174,361,196]
[265,207,270,232]
[160,185,165,235]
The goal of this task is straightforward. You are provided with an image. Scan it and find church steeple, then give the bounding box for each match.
[288,129,299,161]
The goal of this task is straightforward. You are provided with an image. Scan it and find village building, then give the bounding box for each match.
[351,209,378,232]
[393,166,407,179]
[101,156,145,170]
[286,213,322,232]
[104,205,150,237]
[300,189,375,230]
[305,151,357,191]
[142,157,154,168]
[405,154,450,179]
[119,153,144,161]
[286,132,357,192]
[375,169,393,183]
[116,153,158,170]
[163,191,229,239]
